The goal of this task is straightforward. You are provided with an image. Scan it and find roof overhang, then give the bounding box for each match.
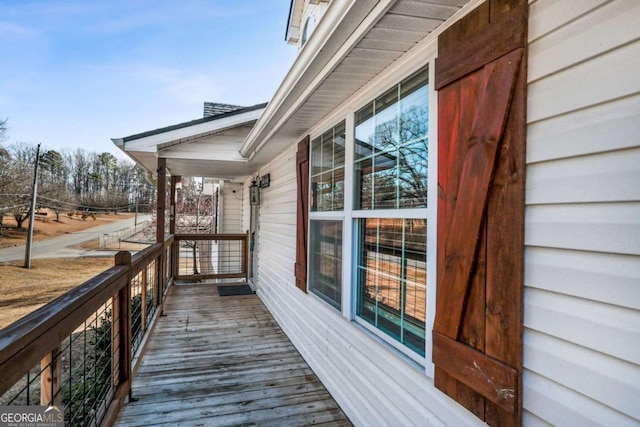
[114,0,478,182]
[285,0,304,44]
[112,103,266,180]
[243,0,477,167]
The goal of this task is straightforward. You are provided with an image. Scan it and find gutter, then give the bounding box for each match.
[111,137,158,178]
[240,0,366,159]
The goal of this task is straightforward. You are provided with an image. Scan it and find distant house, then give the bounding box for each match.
[114,0,640,425]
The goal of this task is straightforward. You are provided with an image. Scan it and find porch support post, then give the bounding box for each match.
[169,175,179,235]
[40,347,60,406]
[115,251,132,390]
[156,158,167,243]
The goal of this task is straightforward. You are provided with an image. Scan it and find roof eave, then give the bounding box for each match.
[242,0,371,158]
[241,0,478,163]
[285,0,304,44]
[116,105,266,153]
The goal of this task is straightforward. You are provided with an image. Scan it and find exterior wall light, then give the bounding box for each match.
[250,179,260,205]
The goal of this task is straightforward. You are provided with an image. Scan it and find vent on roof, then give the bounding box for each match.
[203,102,245,118]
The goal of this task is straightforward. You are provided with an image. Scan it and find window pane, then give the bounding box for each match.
[310,121,345,211]
[373,153,398,209]
[398,141,428,208]
[309,220,343,310]
[333,168,345,211]
[354,156,372,210]
[356,218,426,356]
[334,122,346,168]
[354,67,429,210]
[321,129,334,170]
[355,103,375,160]
[311,136,323,177]
[311,171,333,211]
[374,87,399,153]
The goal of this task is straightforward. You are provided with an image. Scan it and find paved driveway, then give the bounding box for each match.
[0,215,151,263]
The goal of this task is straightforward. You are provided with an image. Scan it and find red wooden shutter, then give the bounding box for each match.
[294,136,310,292]
[433,1,527,426]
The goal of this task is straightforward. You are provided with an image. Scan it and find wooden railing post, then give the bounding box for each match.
[114,251,132,391]
[162,246,167,298]
[156,159,166,243]
[141,266,148,332]
[169,176,178,235]
[156,252,163,314]
[165,244,171,290]
[111,290,121,391]
[40,347,60,406]
[243,231,249,281]
[172,237,179,280]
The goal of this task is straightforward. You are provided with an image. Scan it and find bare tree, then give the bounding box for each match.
[0,118,10,234]
[1,140,155,231]
[2,143,37,229]
[176,178,213,274]
[0,144,10,234]
[0,117,7,141]
[356,105,428,209]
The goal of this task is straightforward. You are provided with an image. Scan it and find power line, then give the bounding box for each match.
[1,194,146,210]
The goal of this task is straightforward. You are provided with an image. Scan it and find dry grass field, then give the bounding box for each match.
[0,211,134,249]
[0,211,144,329]
[0,257,115,329]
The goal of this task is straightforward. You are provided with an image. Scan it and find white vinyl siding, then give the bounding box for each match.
[241,179,250,233]
[220,182,243,233]
[252,144,299,295]
[249,1,640,426]
[250,43,486,425]
[218,181,244,277]
[524,0,640,424]
[253,141,483,427]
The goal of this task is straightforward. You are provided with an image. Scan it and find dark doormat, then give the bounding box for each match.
[217,285,255,297]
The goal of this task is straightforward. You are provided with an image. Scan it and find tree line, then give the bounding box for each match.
[0,121,156,231]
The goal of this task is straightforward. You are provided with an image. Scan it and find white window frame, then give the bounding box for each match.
[306,42,438,377]
[350,66,430,364]
[308,120,347,311]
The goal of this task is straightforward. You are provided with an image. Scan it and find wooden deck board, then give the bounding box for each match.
[116,283,351,427]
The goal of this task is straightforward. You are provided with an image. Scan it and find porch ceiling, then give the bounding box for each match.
[243,0,474,167]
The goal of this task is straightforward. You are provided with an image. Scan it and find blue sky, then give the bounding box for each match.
[0,0,297,158]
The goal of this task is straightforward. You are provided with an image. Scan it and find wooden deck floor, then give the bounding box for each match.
[115,283,351,427]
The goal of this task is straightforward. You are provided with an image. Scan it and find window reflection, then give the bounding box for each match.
[356,218,427,356]
[309,220,343,309]
[311,122,345,211]
[354,69,429,210]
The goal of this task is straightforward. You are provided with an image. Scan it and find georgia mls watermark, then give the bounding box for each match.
[0,406,63,427]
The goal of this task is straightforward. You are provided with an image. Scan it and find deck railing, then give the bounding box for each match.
[173,232,249,282]
[0,235,174,427]
[0,232,249,426]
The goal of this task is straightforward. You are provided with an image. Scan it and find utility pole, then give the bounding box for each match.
[134,193,138,228]
[24,143,41,269]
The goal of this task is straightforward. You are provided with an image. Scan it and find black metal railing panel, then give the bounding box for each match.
[0,235,173,427]
[174,233,248,282]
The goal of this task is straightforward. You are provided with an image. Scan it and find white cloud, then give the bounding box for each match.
[0,21,37,36]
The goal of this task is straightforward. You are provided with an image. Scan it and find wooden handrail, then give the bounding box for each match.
[130,242,163,276]
[174,233,248,241]
[0,265,129,395]
[0,234,175,399]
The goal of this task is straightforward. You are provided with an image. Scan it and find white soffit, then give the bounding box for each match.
[120,108,264,152]
[286,0,305,44]
[243,0,472,164]
[112,106,266,179]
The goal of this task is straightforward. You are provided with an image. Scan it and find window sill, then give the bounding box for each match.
[353,316,427,369]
